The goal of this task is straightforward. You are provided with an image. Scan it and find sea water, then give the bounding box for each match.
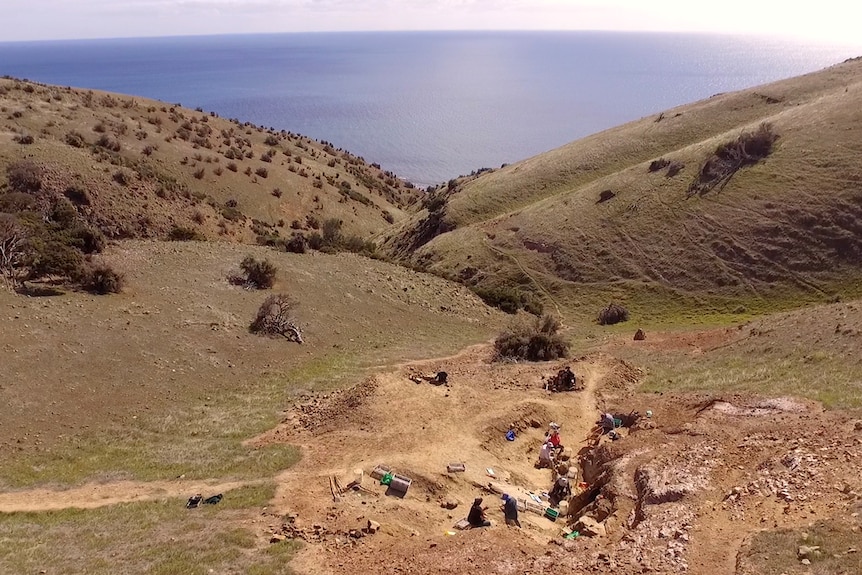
[1,31,859,186]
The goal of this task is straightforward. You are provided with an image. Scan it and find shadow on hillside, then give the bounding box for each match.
[15,283,65,297]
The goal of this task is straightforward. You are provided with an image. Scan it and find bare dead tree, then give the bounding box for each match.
[0,215,27,290]
[249,294,303,343]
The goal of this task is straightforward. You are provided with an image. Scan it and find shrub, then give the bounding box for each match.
[238,255,277,289]
[264,134,279,146]
[648,158,670,172]
[271,188,282,198]
[666,161,684,178]
[249,293,302,342]
[493,314,569,361]
[168,225,205,241]
[95,134,121,152]
[14,133,35,145]
[321,218,343,247]
[69,225,105,254]
[255,167,268,178]
[27,240,86,281]
[688,122,778,196]
[83,264,124,294]
[472,286,542,315]
[193,167,205,179]
[0,214,27,288]
[226,162,238,172]
[285,234,307,254]
[341,234,376,255]
[597,303,629,325]
[6,160,43,193]
[113,170,131,185]
[306,232,324,250]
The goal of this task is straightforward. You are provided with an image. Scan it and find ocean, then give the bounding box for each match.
[1,31,860,187]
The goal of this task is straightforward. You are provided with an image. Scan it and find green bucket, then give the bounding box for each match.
[380,472,394,486]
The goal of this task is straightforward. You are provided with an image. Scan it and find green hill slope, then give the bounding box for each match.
[382,57,862,321]
[0,78,418,244]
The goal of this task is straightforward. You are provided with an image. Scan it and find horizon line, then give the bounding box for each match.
[0,28,846,46]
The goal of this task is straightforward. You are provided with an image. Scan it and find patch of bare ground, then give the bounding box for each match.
[237,338,861,575]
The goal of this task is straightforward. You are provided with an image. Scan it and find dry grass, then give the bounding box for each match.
[739,520,862,575]
[383,58,862,323]
[0,240,504,488]
[0,484,300,575]
[613,300,862,408]
[0,77,418,245]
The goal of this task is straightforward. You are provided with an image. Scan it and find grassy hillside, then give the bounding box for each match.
[0,240,503,487]
[382,57,862,322]
[0,77,418,245]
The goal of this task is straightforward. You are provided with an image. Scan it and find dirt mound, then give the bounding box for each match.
[286,377,380,435]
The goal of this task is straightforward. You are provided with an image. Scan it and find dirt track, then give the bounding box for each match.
[0,479,257,513]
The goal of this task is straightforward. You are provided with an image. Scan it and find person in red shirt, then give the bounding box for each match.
[547,426,564,454]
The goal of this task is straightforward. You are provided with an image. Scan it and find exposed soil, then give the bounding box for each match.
[1,333,860,575]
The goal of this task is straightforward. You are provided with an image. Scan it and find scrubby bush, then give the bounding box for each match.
[95,134,121,152]
[112,170,130,185]
[239,255,277,289]
[6,160,43,193]
[249,293,302,342]
[321,218,343,247]
[27,240,86,281]
[255,167,268,178]
[648,158,670,172]
[285,234,307,254]
[83,264,124,294]
[597,303,629,325]
[306,232,324,250]
[472,286,543,316]
[168,225,205,241]
[69,225,105,254]
[14,133,35,145]
[494,314,569,361]
[688,122,778,196]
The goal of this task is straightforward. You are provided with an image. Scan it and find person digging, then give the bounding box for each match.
[548,476,571,508]
[468,497,491,528]
[546,426,564,455]
[536,440,555,469]
[501,494,521,527]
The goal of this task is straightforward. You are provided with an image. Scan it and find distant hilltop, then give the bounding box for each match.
[380,57,862,321]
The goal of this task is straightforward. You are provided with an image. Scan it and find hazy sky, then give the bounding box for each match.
[3,0,861,43]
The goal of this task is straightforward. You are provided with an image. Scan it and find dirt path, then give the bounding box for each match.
[0,479,258,513]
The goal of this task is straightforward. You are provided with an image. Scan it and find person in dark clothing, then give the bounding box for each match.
[561,366,576,390]
[468,497,491,527]
[549,476,571,508]
[501,494,521,527]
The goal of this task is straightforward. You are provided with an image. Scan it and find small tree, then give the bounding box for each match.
[493,314,569,361]
[83,264,124,294]
[250,294,302,343]
[0,214,27,289]
[239,255,277,289]
[597,303,629,325]
[6,160,43,193]
[321,218,343,247]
